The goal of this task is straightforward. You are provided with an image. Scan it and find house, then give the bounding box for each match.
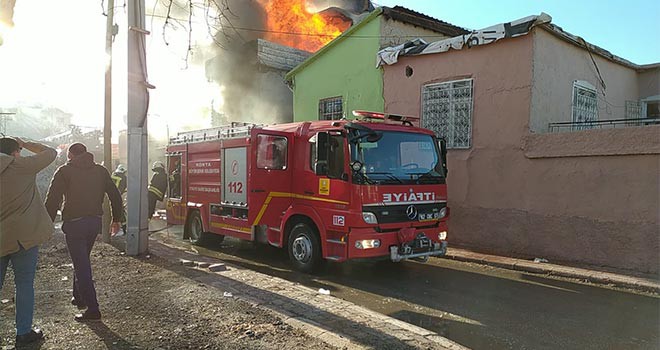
[285,6,468,122]
[379,14,660,273]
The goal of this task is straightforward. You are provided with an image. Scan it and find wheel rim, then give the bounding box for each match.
[190,217,202,241]
[292,234,313,263]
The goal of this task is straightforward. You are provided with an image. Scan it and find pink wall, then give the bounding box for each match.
[383,34,660,274]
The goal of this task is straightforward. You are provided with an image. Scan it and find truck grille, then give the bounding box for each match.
[363,202,446,224]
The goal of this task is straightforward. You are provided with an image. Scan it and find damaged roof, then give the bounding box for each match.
[382,6,468,37]
[377,13,658,71]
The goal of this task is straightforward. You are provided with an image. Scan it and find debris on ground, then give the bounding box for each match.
[0,232,336,349]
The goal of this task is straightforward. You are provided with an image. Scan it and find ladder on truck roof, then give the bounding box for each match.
[168,122,260,144]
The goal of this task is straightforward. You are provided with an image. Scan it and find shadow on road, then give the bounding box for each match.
[143,228,660,350]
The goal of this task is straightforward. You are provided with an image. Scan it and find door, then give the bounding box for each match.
[248,130,293,242]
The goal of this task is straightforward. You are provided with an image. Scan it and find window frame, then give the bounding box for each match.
[421,78,474,149]
[571,80,599,130]
[318,96,344,121]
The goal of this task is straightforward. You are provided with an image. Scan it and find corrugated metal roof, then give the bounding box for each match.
[256,39,312,71]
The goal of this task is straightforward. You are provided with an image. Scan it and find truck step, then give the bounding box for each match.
[326,239,346,245]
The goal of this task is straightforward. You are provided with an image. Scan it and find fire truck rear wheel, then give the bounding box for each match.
[187,211,222,246]
[288,222,322,273]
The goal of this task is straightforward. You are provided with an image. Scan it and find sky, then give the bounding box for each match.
[0,0,658,139]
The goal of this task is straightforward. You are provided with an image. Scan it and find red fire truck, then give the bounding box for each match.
[165,111,449,272]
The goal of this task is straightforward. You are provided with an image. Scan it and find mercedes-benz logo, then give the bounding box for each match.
[406,205,418,220]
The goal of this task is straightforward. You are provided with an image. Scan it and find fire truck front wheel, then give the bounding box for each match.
[288,222,322,273]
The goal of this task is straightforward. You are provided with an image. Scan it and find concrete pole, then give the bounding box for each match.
[101,0,115,243]
[126,0,149,255]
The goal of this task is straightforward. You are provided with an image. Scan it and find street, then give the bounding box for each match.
[151,225,660,350]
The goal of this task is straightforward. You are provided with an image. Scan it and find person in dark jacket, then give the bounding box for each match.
[147,161,167,218]
[1,137,56,345]
[45,142,124,322]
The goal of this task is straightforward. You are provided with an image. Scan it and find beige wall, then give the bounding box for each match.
[638,67,660,100]
[530,28,640,133]
[383,33,660,273]
[380,18,452,48]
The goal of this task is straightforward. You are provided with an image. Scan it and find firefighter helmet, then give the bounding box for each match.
[152,161,165,171]
[115,164,127,173]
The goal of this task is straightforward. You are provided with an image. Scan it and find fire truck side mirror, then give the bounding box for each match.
[439,138,449,176]
[315,132,330,176]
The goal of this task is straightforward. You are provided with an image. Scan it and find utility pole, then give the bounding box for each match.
[102,0,115,243]
[126,0,150,255]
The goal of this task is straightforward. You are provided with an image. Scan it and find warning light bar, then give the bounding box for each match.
[352,110,420,125]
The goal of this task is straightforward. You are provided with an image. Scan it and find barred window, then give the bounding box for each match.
[318,97,343,121]
[572,81,598,130]
[625,100,641,119]
[422,79,473,149]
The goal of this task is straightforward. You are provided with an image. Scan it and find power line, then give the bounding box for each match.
[145,12,459,38]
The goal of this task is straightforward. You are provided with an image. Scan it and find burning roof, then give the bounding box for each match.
[255,0,373,52]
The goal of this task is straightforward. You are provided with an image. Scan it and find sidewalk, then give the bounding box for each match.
[444,248,660,294]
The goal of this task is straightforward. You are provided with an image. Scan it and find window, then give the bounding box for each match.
[256,134,287,170]
[572,81,598,130]
[422,79,473,149]
[309,132,345,179]
[625,100,641,119]
[318,96,343,120]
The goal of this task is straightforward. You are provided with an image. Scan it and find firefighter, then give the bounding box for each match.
[111,164,128,235]
[148,161,168,218]
[169,160,181,198]
[111,164,127,194]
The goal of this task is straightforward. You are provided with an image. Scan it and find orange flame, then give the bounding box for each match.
[258,0,351,52]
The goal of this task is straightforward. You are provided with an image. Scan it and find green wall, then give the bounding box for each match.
[290,15,384,121]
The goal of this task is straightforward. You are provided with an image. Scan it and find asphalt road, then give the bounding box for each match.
[150,225,659,350]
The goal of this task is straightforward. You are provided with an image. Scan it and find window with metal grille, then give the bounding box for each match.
[572,81,598,130]
[421,79,473,149]
[625,100,641,119]
[318,96,343,120]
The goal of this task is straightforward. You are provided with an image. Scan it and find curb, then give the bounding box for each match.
[443,249,660,294]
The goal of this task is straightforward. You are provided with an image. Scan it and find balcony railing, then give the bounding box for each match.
[548,117,660,133]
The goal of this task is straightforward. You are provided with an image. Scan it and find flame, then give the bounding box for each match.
[258,0,351,52]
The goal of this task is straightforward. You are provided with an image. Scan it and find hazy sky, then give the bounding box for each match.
[0,0,218,139]
[374,0,660,65]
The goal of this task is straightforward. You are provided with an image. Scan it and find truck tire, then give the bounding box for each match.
[288,222,322,273]
[187,211,223,246]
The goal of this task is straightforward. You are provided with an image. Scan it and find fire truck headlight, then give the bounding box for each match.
[362,212,378,224]
[355,239,381,249]
[438,231,447,240]
[438,207,448,219]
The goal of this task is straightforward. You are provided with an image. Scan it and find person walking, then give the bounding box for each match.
[0,137,57,345]
[45,142,124,321]
[147,161,167,218]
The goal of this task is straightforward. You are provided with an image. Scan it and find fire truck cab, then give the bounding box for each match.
[166,111,449,272]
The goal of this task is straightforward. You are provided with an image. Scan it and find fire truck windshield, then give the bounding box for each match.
[349,130,444,185]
